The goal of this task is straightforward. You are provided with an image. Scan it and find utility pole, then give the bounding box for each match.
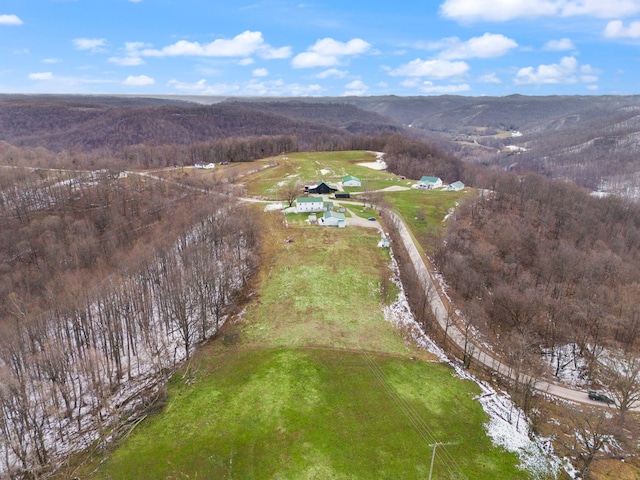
[428,441,456,480]
[428,442,443,480]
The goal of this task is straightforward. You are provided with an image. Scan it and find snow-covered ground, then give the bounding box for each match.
[359,151,387,170]
[263,202,285,211]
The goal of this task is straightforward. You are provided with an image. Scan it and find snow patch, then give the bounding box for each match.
[384,248,563,478]
[263,202,285,212]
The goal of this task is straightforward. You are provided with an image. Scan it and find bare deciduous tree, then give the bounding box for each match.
[281,180,302,207]
[597,352,640,416]
[561,407,617,479]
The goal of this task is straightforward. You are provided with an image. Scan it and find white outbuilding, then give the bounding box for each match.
[342,175,362,187]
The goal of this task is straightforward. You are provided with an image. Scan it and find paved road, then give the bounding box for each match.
[383,209,639,411]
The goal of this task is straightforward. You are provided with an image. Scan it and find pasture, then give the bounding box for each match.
[90,208,526,480]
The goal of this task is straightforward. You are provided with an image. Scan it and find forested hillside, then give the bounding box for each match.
[434,172,640,406]
[344,95,640,193]
[0,96,402,156]
[0,166,260,477]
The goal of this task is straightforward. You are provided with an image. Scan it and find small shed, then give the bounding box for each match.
[335,192,351,199]
[417,176,443,189]
[447,181,465,191]
[320,210,346,228]
[342,175,361,187]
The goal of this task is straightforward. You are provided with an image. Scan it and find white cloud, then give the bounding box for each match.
[22,73,116,91]
[238,58,255,66]
[390,58,469,78]
[343,80,368,96]
[168,78,253,96]
[28,72,53,80]
[291,52,337,68]
[561,0,640,18]
[401,79,471,93]
[515,56,598,84]
[434,33,518,59]
[314,68,348,79]
[478,73,502,83]
[252,68,268,77]
[109,56,144,66]
[440,0,557,21]
[604,20,640,38]
[260,46,292,59]
[292,52,338,68]
[544,38,576,50]
[292,38,371,68]
[439,0,640,22]
[0,14,23,26]
[123,75,155,86]
[109,42,148,66]
[42,58,62,64]
[73,38,107,53]
[580,64,601,82]
[516,56,577,84]
[141,31,290,60]
[167,78,324,96]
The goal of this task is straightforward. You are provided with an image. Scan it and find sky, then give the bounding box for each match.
[1,0,640,97]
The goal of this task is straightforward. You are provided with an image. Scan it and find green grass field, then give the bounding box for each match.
[384,188,471,247]
[243,151,399,198]
[90,209,527,480]
[97,349,524,480]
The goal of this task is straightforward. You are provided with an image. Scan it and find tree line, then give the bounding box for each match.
[0,167,260,478]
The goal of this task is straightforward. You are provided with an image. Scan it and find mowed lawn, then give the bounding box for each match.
[92,211,526,480]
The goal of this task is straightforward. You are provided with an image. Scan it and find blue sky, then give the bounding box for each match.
[2,0,640,97]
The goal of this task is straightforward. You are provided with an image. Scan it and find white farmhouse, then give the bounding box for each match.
[295,196,324,213]
[417,176,442,189]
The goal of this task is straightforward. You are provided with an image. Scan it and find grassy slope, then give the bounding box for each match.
[91,153,526,480]
[383,188,471,248]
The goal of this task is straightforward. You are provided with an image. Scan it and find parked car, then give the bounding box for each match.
[588,390,614,404]
[367,217,376,221]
